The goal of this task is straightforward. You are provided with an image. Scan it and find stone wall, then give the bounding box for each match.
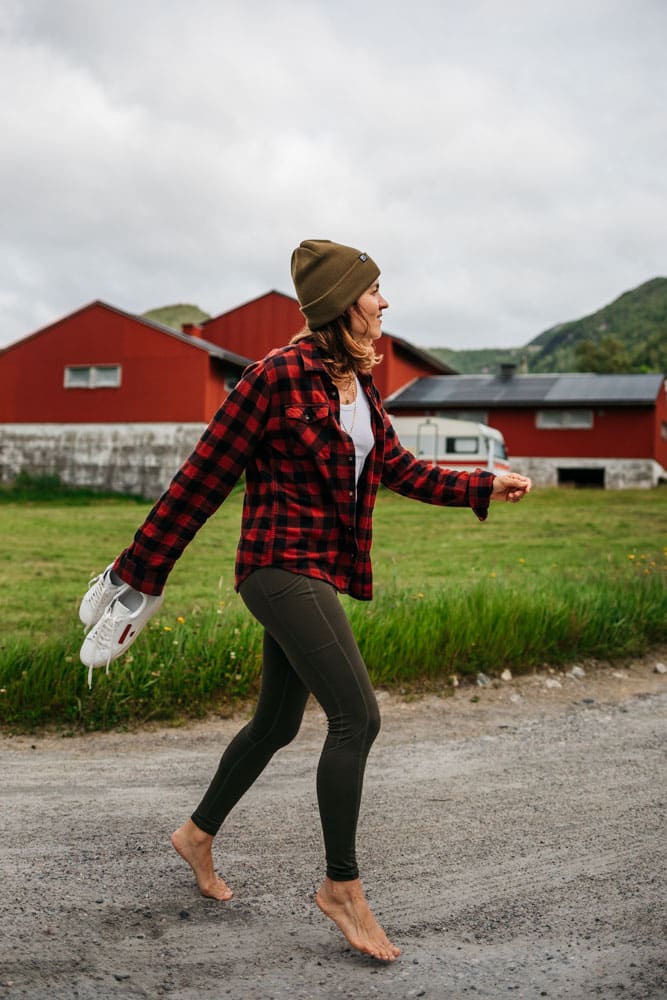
[0,423,206,499]
[509,455,665,490]
[2,425,665,496]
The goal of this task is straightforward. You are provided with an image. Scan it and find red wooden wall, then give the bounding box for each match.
[0,303,230,424]
[653,380,667,469]
[203,291,304,360]
[490,407,659,461]
[375,337,445,398]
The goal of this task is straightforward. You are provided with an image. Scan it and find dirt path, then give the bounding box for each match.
[1,653,666,999]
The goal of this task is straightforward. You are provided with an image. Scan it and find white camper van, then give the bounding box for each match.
[389,415,510,475]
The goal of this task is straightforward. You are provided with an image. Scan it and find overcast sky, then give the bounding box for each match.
[1,0,665,352]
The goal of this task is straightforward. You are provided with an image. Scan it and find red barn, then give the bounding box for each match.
[199,290,453,396]
[386,367,667,489]
[0,301,252,496]
[0,293,451,496]
[0,300,251,424]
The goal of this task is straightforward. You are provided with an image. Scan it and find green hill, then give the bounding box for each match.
[528,277,667,373]
[142,303,211,330]
[427,277,667,374]
[427,346,531,375]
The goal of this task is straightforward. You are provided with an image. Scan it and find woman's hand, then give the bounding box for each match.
[490,472,532,503]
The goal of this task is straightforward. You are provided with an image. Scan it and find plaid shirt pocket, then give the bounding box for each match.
[283,402,332,459]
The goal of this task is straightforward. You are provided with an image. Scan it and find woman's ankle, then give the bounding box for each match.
[177,819,213,845]
[321,876,363,899]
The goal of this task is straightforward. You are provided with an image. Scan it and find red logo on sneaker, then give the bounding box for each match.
[119,625,136,645]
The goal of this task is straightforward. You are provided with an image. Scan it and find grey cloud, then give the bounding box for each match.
[1,0,665,350]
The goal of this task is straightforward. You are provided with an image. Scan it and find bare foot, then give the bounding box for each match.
[171,820,233,901]
[315,877,400,962]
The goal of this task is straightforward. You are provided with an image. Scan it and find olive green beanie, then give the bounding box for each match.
[290,239,380,329]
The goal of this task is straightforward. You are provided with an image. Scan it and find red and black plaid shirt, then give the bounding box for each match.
[114,339,494,600]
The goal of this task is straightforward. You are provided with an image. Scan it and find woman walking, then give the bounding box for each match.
[80,239,531,961]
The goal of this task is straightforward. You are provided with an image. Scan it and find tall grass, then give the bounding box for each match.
[1,573,664,732]
[0,486,665,730]
[350,573,667,684]
[0,602,262,731]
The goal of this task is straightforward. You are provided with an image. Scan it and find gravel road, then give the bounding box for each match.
[1,655,666,1000]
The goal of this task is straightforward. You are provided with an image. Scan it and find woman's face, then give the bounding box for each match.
[348,280,389,343]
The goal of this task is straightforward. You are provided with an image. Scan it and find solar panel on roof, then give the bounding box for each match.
[387,373,663,408]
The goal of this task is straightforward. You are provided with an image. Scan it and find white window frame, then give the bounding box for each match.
[446,436,480,455]
[64,365,122,389]
[536,409,593,430]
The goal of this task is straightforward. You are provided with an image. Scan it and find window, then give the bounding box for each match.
[446,436,479,454]
[64,365,121,389]
[536,409,593,429]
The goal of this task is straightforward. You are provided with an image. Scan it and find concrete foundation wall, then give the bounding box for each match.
[509,455,666,489]
[0,423,206,499]
[2,425,666,497]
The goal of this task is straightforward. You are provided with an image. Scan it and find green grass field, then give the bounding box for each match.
[1,485,665,730]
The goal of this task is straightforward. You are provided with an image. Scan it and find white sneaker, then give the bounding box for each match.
[79,564,128,629]
[80,588,164,687]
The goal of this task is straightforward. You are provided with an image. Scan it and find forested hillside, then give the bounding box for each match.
[428,277,667,374]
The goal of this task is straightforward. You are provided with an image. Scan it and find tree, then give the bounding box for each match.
[575,335,632,373]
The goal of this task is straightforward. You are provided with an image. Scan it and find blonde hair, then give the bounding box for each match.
[290,309,382,381]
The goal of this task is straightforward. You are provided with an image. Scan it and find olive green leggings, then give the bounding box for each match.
[191,568,381,881]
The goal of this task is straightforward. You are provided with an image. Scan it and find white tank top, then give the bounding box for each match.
[339,378,374,484]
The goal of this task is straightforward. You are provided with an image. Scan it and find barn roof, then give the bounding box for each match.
[93,302,254,368]
[1,300,253,369]
[384,332,457,374]
[386,372,665,409]
[122,306,253,367]
[203,289,299,321]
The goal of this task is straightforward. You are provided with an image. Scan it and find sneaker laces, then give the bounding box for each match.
[82,570,111,631]
[86,568,107,597]
[86,602,127,688]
